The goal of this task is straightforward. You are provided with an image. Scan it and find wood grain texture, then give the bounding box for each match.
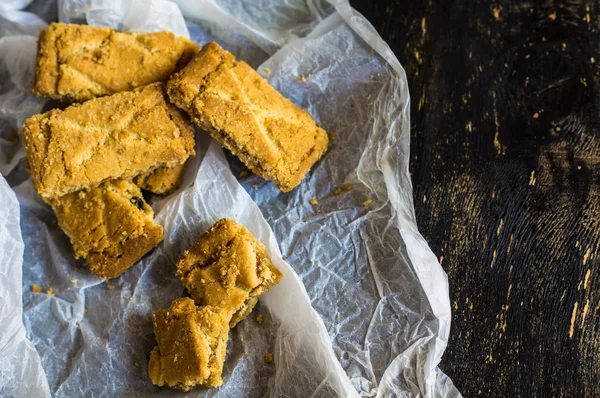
[350,0,600,396]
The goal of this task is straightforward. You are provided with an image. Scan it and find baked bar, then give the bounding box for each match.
[49,179,163,279]
[33,22,199,102]
[176,219,282,327]
[148,298,231,391]
[166,42,329,192]
[22,82,195,199]
[134,162,186,195]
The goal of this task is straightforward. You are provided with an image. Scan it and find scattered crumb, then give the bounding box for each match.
[239,169,248,178]
[84,308,88,314]
[370,74,374,78]
[264,353,274,364]
[344,184,352,191]
[264,67,271,75]
[367,94,372,101]
[31,284,43,293]
[71,278,77,284]
[107,284,115,290]
[299,74,307,83]
[8,131,18,143]
[46,288,55,296]
[549,11,557,20]
[362,199,373,206]
[533,112,539,119]
[334,188,343,195]
[252,183,259,190]
[135,362,140,367]
[555,126,561,132]
[256,314,264,324]
[329,131,336,140]
[591,57,596,64]
[309,198,319,205]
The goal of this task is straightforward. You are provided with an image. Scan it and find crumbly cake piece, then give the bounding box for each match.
[148,298,231,391]
[33,22,199,102]
[176,219,282,327]
[22,82,195,199]
[49,179,163,279]
[134,162,186,195]
[166,42,329,192]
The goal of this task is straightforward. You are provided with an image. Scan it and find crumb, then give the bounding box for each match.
[362,199,373,206]
[256,314,263,324]
[84,308,88,314]
[8,131,18,143]
[264,67,271,75]
[309,198,319,205]
[264,353,274,364]
[299,75,307,83]
[46,287,55,296]
[31,284,43,293]
[107,284,115,290]
[135,362,140,367]
[239,170,248,178]
[367,94,372,100]
[370,74,374,79]
[344,184,352,191]
[591,57,596,64]
[334,188,343,195]
[533,113,539,119]
[71,278,77,284]
[252,183,259,190]
[329,132,336,140]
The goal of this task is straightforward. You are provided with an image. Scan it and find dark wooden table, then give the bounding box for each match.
[351,1,600,396]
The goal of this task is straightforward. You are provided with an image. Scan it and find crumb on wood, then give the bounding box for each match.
[31,284,43,293]
[309,198,319,205]
[46,287,55,296]
[344,184,352,191]
[329,131,336,140]
[334,188,343,195]
[264,352,274,364]
[362,199,373,206]
[135,362,140,367]
[264,67,271,75]
[107,284,115,290]
[256,314,263,324]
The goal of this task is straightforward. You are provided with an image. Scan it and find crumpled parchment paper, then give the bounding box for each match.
[0,0,461,397]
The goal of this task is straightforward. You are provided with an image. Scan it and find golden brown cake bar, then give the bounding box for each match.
[148,298,231,391]
[176,219,282,327]
[133,162,186,195]
[22,82,195,199]
[49,179,163,279]
[166,42,329,192]
[33,22,199,102]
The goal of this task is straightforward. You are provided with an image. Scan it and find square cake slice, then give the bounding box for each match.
[148,298,231,391]
[49,179,163,279]
[22,82,195,199]
[176,219,282,327]
[33,22,199,102]
[166,42,329,192]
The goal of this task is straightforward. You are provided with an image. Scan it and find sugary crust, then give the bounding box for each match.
[176,218,282,327]
[148,298,231,391]
[22,82,195,199]
[166,42,328,192]
[33,22,199,102]
[49,179,163,279]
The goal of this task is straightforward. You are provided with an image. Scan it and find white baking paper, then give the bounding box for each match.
[0,0,461,397]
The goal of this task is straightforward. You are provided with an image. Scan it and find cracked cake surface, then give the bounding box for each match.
[176,218,282,327]
[33,22,199,102]
[49,179,163,279]
[22,82,195,199]
[148,298,231,391]
[166,41,328,191]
